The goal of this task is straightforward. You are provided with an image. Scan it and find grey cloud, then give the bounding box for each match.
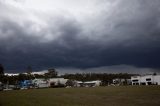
[0,0,160,72]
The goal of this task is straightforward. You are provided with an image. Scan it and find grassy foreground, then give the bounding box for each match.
[0,86,160,106]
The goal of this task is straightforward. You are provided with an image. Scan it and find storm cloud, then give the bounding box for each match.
[0,0,160,73]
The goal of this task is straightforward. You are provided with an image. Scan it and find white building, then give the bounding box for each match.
[48,78,68,87]
[131,75,160,85]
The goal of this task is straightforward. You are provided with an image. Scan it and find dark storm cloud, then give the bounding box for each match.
[0,0,160,72]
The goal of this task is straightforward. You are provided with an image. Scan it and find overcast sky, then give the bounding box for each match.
[0,0,160,74]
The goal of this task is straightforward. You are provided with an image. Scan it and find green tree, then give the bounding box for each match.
[26,66,35,80]
[0,64,4,75]
[26,66,32,75]
[18,73,27,81]
[45,68,58,78]
[66,79,74,87]
[0,64,4,82]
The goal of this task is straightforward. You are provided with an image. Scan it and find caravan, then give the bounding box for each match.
[32,79,49,88]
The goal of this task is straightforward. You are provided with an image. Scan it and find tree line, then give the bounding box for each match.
[0,64,136,85]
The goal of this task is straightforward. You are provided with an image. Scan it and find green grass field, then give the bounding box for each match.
[0,86,160,106]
